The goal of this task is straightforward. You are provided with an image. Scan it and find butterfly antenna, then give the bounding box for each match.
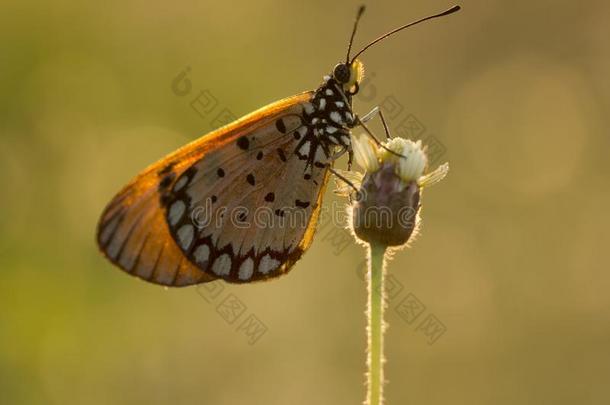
[346,5,367,64]
[350,5,461,63]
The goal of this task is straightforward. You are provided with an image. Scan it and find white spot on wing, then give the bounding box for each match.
[325,89,334,96]
[238,258,254,280]
[304,103,315,115]
[326,126,338,134]
[168,200,186,226]
[330,111,342,124]
[193,244,210,264]
[299,142,310,156]
[177,224,194,250]
[319,98,326,110]
[314,146,326,164]
[335,101,345,108]
[259,254,280,274]
[173,176,189,192]
[212,253,232,276]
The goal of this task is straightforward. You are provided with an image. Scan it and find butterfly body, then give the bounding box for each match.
[297,75,357,166]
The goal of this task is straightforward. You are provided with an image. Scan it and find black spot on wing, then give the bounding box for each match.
[295,199,310,209]
[236,136,250,150]
[277,148,287,162]
[158,161,175,175]
[158,173,175,190]
[275,118,287,133]
[182,166,197,180]
[160,193,172,206]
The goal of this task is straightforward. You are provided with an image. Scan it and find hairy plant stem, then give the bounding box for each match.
[366,242,387,405]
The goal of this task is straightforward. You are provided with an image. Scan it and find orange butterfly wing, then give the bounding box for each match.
[96,92,314,286]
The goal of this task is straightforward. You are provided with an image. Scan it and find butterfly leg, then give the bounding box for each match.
[355,114,407,159]
[359,106,378,123]
[359,106,392,139]
[347,145,354,171]
[379,111,392,139]
[328,166,359,192]
[328,166,363,203]
[328,146,347,163]
[327,143,354,171]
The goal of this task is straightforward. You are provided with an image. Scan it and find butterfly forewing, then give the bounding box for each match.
[163,100,331,283]
[97,92,322,286]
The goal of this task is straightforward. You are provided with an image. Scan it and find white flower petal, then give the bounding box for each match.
[352,133,379,172]
[418,163,449,188]
[382,138,427,182]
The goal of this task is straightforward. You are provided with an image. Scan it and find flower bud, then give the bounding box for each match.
[346,134,448,247]
[353,163,421,246]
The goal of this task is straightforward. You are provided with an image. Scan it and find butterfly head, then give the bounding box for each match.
[332,59,364,94]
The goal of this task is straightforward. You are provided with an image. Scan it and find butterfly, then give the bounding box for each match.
[96,5,460,286]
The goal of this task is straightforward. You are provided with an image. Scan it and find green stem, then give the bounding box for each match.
[367,243,387,405]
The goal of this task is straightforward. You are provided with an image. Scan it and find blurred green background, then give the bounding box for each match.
[2,0,609,404]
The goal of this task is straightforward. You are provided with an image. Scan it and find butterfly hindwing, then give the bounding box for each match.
[96,92,319,286]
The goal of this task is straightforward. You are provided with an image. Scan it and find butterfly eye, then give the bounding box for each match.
[333,63,351,83]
